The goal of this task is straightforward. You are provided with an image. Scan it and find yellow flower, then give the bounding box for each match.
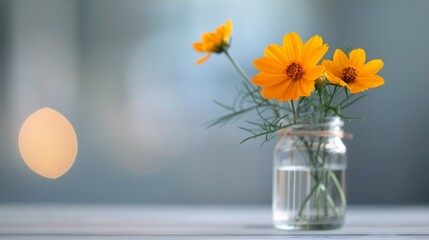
[193,19,233,64]
[252,32,328,101]
[323,48,384,94]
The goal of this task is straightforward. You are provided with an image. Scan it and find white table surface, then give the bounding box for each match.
[0,205,428,239]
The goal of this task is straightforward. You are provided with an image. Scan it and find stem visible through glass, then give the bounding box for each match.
[295,86,347,221]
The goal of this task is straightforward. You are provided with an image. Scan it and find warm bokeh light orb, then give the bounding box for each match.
[18,107,78,179]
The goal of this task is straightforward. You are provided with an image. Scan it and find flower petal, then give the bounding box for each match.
[303,65,325,82]
[357,75,385,88]
[215,26,224,38]
[195,53,211,64]
[264,44,289,65]
[282,32,303,61]
[252,73,286,87]
[301,35,322,60]
[301,35,328,67]
[303,45,329,68]
[297,77,315,97]
[254,57,286,74]
[333,49,349,69]
[347,81,369,94]
[284,81,300,101]
[261,80,291,100]
[322,59,342,78]
[349,48,366,67]
[193,42,205,52]
[202,32,218,43]
[278,81,294,101]
[223,19,233,42]
[325,72,347,87]
[360,59,384,75]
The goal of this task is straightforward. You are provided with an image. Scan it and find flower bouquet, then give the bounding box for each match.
[193,20,384,230]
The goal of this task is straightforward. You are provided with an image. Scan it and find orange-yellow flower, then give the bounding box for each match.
[323,48,384,94]
[252,32,328,101]
[193,19,233,64]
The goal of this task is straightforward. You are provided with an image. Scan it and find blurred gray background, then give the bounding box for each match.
[0,0,428,204]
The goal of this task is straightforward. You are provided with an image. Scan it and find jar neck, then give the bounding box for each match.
[285,116,344,133]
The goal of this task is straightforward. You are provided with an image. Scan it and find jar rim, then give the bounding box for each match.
[283,116,344,129]
[282,115,343,123]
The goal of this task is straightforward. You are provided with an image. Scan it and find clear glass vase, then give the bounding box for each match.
[273,117,347,230]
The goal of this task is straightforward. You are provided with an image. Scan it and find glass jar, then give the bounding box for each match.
[273,117,347,230]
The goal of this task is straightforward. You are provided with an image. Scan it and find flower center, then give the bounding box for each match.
[285,63,303,81]
[342,67,358,83]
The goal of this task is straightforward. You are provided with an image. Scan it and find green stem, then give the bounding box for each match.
[297,139,343,220]
[324,170,330,217]
[223,49,252,84]
[315,183,321,220]
[296,181,321,220]
[327,194,340,218]
[296,168,341,220]
[314,141,323,168]
[318,91,323,107]
[324,86,338,117]
[223,48,281,118]
[291,101,297,124]
[329,170,347,211]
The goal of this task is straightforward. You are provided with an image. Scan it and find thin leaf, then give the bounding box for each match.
[213,100,234,111]
[340,94,367,109]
